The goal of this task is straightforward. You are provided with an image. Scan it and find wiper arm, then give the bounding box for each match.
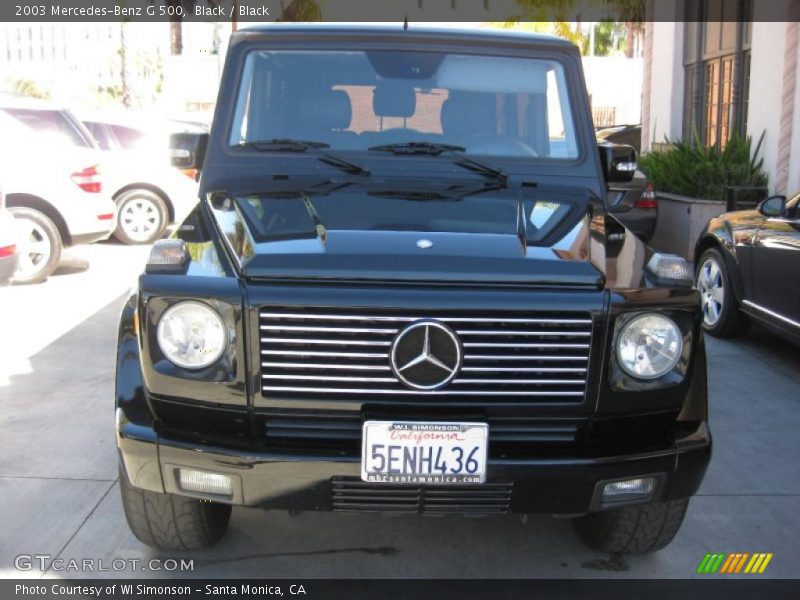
[368,142,466,155]
[368,141,507,187]
[317,153,370,176]
[237,138,330,152]
[453,156,508,187]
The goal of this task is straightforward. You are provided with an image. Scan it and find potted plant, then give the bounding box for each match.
[638,131,768,259]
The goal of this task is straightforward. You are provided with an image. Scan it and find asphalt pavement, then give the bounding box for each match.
[0,242,798,579]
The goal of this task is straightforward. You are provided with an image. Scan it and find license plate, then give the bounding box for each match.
[361,421,488,484]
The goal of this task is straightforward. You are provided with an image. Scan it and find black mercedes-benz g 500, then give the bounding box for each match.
[116,24,710,554]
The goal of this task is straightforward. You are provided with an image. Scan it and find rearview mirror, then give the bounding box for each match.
[169,132,209,170]
[758,195,786,217]
[598,142,637,183]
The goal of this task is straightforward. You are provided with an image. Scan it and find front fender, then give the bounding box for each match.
[695,216,746,303]
[115,291,163,493]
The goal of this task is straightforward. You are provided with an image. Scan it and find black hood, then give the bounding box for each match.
[206,180,650,288]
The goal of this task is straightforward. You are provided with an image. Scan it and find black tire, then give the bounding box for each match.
[695,248,748,337]
[573,498,689,554]
[114,189,169,245]
[119,465,231,550]
[9,207,62,284]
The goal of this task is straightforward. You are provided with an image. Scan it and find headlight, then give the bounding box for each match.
[616,314,683,379]
[156,301,226,369]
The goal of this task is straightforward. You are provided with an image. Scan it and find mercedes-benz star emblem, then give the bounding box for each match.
[390,320,462,390]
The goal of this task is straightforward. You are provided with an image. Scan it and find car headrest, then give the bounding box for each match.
[298,90,352,131]
[373,82,416,118]
[441,93,497,137]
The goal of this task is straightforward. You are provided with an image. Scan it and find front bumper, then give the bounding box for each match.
[118,421,711,515]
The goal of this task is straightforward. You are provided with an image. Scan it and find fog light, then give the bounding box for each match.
[177,468,233,496]
[602,477,654,501]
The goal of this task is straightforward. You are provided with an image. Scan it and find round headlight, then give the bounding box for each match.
[156,301,226,369]
[616,314,683,380]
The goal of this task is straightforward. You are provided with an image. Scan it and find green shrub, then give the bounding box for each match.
[639,131,768,200]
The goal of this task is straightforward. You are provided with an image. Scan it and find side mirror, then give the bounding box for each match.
[598,142,637,183]
[169,132,209,170]
[758,195,786,217]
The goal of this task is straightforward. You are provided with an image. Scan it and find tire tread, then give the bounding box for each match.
[574,498,690,554]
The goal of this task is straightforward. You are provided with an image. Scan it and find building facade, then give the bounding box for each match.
[642,0,800,196]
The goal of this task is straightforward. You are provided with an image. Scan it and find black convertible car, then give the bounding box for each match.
[695,193,800,344]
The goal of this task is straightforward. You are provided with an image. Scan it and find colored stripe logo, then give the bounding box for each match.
[697,552,773,574]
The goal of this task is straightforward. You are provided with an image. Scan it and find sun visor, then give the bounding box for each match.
[436,55,550,94]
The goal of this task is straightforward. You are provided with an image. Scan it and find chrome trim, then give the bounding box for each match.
[261,325,397,334]
[462,342,590,348]
[465,354,589,361]
[262,374,398,382]
[261,337,392,346]
[260,312,592,325]
[262,362,391,371]
[261,349,388,358]
[452,378,585,385]
[742,300,800,329]
[461,366,587,372]
[262,386,585,396]
[258,308,593,402]
[456,330,591,337]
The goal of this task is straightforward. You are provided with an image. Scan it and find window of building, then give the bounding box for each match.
[683,0,753,148]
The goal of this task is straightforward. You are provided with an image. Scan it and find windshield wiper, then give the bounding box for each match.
[237,139,369,177]
[317,153,370,176]
[237,139,330,152]
[368,142,466,155]
[368,141,507,187]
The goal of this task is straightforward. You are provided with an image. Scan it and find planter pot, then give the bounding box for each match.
[648,192,726,262]
[725,186,768,211]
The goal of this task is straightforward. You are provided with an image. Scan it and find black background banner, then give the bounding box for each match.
[4,579,800,600]
[1,0,798,23]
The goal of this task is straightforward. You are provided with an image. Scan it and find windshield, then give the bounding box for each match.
[229,50,579,160]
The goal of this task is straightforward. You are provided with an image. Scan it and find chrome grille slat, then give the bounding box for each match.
[462,342,590,348]
[261,350,388,358]
[261,312,591,325]
[262,362,392,371]
[261,337,392,346]
[259,307,592,403]
[465,354,588,361]
[458,330,590,336]
[461,366,587,373]
[261,325,398,334]
[262,386,585,396]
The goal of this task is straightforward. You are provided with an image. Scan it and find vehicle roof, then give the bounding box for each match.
[236,23,573,47]
[0,93,69,111]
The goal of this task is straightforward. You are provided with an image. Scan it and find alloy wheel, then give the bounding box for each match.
[15,217,52,279]
[697,258,724,327]
[120,197,161,243]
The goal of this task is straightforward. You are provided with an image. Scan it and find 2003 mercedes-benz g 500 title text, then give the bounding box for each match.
[115,25,710,554]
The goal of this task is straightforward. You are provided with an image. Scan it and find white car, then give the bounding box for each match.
[1,97,201,245]
[79,113,204,244]
[0,186,19,286]
[0,111,117,283]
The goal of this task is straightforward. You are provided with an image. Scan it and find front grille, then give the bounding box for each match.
[331,478,513,514]
[260,410,584,458]
[259,307,592,403]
